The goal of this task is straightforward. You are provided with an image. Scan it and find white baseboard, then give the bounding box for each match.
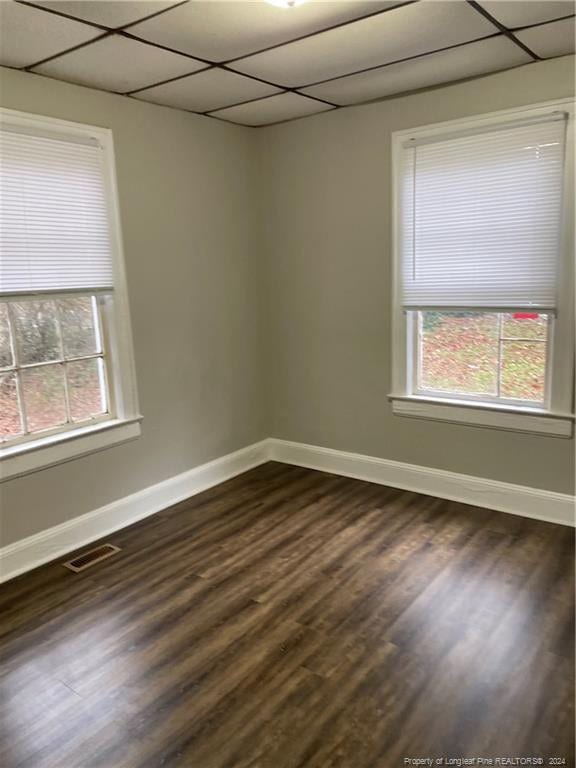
[0,440,269,584]
[2,436,573,584]
[268,438,575,528]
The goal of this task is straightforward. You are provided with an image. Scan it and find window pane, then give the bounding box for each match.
[502,313,548,341]
[0,304,13,369]
[501,341,547,402]
[419,312,498,396]
[22,364,67,433]
[12,301,60,365]
[0,373,22,440]
[59,296,100,358]
[67,358,106,422]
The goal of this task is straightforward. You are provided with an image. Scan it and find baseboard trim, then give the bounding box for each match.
[0,440,269,584]
[268,438,575,528]
[2,436,573,583]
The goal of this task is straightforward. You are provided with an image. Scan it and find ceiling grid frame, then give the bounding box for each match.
[0,0,572,127]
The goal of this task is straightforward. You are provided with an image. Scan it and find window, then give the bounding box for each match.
[1,296,108,442]
[391,101,574,436]
[0,109,140,478]
[416,311,550,405]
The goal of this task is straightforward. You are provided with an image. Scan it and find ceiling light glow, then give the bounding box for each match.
[266,0,306,8]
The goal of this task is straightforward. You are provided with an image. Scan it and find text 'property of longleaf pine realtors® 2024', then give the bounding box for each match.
[403,758,566,766]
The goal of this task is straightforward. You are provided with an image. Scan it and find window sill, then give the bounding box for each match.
[0,417,143,481]
[389,395,574,437]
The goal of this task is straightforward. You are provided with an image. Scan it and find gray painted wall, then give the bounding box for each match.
[259,56,575,495]
[0,67,266,545]
[1,56,574,548]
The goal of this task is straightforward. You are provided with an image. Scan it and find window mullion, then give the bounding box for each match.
[496,313,504,400]
[12,371,27,438]
[54,299,73,425]
[92,295,104,355]
[6,302,29,435]
[18,352,103,370]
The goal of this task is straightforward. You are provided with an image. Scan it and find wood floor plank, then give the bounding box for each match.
[0,462,573,767]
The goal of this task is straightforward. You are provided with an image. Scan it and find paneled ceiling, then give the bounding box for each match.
[0,0,574,127]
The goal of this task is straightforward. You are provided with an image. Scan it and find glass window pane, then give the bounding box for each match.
[59,296,100,358]
[12,301,61,365]
[418,312,498,396]
[0,373,22,440]
[0,304,13,369]
[67,358,106,422]
[502,313,548,341]
[501,341,547,402]
[22,364,67,433]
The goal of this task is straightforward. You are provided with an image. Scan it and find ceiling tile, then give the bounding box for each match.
[0,1,100,68]
[515,16,575,57]
[31,1,181,29]
[212,92,334,126]
[231,1,498,88]
[301,36,532,106]
[128,1,402,62]
[133,68,282,112]
[32,34,204,93]
[477,1,574,29]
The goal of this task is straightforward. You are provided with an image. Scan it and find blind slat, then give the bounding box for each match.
[399,116,566,310]
[0,124,115,295]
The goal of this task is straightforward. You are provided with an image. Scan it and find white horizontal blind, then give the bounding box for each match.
[399,114,567,311]
[0,123,115,296]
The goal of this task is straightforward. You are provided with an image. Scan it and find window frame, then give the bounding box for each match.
[389,99,575,438]
[0,109,141,480]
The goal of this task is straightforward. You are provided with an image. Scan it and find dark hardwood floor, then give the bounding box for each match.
[0,462,574,768]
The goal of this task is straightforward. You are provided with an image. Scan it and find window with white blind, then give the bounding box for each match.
[391,101,574,436]
[0,109,140,478]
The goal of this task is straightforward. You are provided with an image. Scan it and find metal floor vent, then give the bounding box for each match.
[63,544,121,573]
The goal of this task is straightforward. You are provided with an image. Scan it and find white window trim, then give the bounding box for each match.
[390,396,574,437]
[0,417,142,480]
[390,99,575,438]
[0,109,142,479]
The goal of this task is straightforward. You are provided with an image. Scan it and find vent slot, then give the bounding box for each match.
[63,544,120,573]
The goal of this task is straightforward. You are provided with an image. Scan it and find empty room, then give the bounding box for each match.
[0,0,574,765]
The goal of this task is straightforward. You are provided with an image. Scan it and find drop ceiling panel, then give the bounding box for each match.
[212,92,333,126]
[0,1,100,68]
[133,68,281,112]
[128,0,401,62]
[302,36,532,105]
[231,1,499,88]
[477,1,575,29]
[2,0,574,129]
[515,17,575,57]
[33,34,204,93]
[31,1,181,29]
